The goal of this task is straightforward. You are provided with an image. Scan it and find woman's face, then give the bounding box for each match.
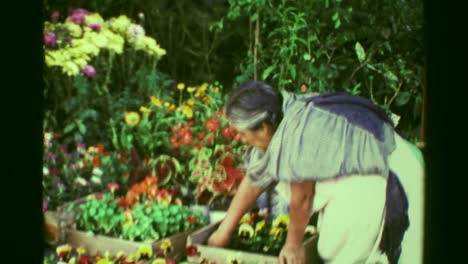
[231,123,273,151]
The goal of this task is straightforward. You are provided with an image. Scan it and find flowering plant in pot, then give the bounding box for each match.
[228,210,317,256]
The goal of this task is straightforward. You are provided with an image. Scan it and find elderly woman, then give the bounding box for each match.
[207,80,424,264]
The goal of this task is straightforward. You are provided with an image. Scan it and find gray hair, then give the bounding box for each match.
[225,80,283,131]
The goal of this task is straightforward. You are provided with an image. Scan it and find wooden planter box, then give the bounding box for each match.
[189,221,322,264]
[65,227,196,256]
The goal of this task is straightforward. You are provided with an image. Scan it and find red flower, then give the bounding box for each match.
[79,255,92,264]
[166,259,177,264]
[96,193,103,200]
[92,156,101,167]
[95,143,106,154]
[220,154,234,167]
[107,182,120,193]
[180,133,193,145]
[170,136,179,148]
[222,127,233,139]
[187,216,197,224]
[198,132,206,140]
[205,117,220,132]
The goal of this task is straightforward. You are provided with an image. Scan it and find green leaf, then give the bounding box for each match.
[76,120,86,134]
[261,66,276,80]
[303,54,311,61]
[332,12,339,21]
[288,64,296,80]
[384,71,399,83]
[396,91,411,106]
[334,18,341,29]
[90,207,96,216]
[355,42,366,63]
[63,123,76,134]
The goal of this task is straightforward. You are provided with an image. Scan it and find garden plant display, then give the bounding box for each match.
[75,179,207,242]
[228,210,317,256]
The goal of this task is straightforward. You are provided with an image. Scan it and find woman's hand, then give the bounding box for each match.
[279,243,306,264]
[207,228,231,247]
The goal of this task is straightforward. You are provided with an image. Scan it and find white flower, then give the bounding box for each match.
[75,177,88,186]
[91,176,102,185]
[43,167,49,176]
[92,167,103,176]
[127,23,145,40]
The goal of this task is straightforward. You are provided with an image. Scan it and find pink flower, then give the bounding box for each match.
[107,182,120,193]
[87,23,102,32]
[69,8,90,24]
[82,65,96,78]
[44,32,57,47]
[51,11,60,20]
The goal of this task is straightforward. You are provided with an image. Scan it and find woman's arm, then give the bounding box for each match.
[279,180,315,264]
[207,177,264,247]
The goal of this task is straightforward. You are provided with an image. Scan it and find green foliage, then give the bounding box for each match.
[76,194,207,242]
[213,0,424,141]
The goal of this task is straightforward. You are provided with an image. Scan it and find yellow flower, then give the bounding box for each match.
[177,82,185,91]
[64,21,83,37]
[140,106,151,115]
[101,29,125,54]
[76,247,86,256]
[186,99,195,106]
[125,253,136,262]
[62,61,80,76]
[239,213,253,224]
[85,31,108,48]
[56,244,72,256]
[96,259,112,264]
[124,111,141,127]
[213,87,220,93]
[270,226,286,240]
[179,105,193,119]
[167,103,177,113]
[199,83,209,92]
[160,239,173,254]
[84,13,105,24]
[68,257,76,264]
[137,244,153,259]
[272,214,290,229]
[238,223,254,240]
[109,15,132,35]
[187,86,196,93]
[255,220,266,234]
[150,96,163,108]
[152,259,166,264]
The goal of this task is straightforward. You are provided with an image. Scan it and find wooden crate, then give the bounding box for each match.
[190,221,322,264]
[65,228,195,256]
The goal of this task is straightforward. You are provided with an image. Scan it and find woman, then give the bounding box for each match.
[207,80,424,264]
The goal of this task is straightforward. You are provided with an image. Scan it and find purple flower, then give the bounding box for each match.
[87,23,102,32]
[51,11,60,20]
[82,65,96,78]
[44,32,57,47]
[59,145,68,152]
[69,8,89,24]
[76,143,86,149]
[46,153,57,160]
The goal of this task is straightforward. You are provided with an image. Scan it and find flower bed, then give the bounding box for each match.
[189,211,322,263]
